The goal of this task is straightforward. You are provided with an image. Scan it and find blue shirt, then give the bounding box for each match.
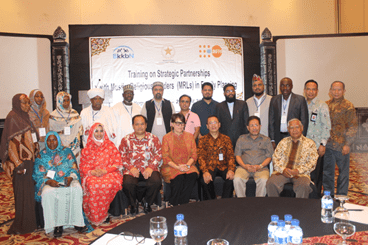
[191,99,218,136]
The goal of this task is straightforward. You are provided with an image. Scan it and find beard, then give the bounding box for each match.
[225,95,235,103]
[154,93,162,100]
[254,91,264,97]
[203,95,212,100]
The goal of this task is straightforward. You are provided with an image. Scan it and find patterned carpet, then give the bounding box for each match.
[1,153,368,244]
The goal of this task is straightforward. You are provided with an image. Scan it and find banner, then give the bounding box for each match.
[90,36,244,111]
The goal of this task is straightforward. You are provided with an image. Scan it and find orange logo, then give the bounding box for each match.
[212,45,222,58]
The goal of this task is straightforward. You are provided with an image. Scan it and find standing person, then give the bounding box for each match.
[179,94,200,139]
[49,91,83,164]
[191,82,218,138]
[29,89,50,150]
[269,77,309,148]
[215,83,249,148]
[141,81,175,142]
[246,74,272,137]
[80,88,116,147]
[161,113,199,206]
[304,80,331,196]
[120,115,162,215]
[323,81,358,196]
[79,123,123,226]
[0,94,38,234]
[112,85,141,147]
[198,115,236,200]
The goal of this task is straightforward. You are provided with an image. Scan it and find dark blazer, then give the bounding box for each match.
[268,93,309,145]
[215,99,249,148]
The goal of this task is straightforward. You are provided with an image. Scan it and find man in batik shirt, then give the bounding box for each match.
[120,115,162,214]
[323,81,357,196]
[198,115,236,200]
[304,80,331,197]
[267,119,318,198]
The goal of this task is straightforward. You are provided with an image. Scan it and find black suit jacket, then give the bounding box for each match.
[268,93,309,144]
[215,99,249,148]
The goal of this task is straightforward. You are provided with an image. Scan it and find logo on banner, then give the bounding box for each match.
[161,45,175,59]
[113,46,134,59]
[199,45,222,58]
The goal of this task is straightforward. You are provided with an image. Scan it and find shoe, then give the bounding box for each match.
[54,226,63,238]
[144,202,152,213]
[104,216,110,223]
[75,226,88,232]
[130,205,137,215]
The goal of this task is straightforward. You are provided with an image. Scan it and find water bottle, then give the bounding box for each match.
[284,214,292,231]
[321,190,333,223]
[274,220,288,245]
[288,219,303,245]
[268,215,279,245]
[174,214,188,245]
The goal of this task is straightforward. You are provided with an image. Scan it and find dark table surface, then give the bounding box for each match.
[95,197,368,245]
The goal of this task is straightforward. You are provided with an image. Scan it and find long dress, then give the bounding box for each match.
[32,131,86,233]
[49,91,83,164]
[0,93,38,234]
[80,122,123,226]
[28,89,50,150]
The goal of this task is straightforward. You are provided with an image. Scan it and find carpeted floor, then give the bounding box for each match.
[1,152,368,244]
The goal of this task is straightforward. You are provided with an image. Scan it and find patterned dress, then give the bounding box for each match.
[80,123,123,226]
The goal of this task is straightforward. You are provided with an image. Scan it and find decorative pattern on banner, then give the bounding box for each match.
[91,38,111,56]
[224,38,242,55]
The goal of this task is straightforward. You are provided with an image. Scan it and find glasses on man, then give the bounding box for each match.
[106,231,145,244]
[224,89,235,94]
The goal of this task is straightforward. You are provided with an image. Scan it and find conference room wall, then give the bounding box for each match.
[1,0,336,40]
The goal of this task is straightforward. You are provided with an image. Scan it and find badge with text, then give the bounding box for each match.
[46,170,56,179]
[281,115,287,124]
[39,128,46,137]
[156,118,163,125]
[64,126,71,135]
[310,112,317,122]
[32,133,38,143]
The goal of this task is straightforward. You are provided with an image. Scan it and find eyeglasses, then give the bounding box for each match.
[173,122,185,126]
[224,89,235,94]
[106,231,145,244]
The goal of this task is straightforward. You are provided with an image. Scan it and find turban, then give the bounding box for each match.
[87,88,105,99]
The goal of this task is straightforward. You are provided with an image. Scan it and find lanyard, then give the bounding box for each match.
[253,95,266,112]
[30,105,42,124]
[282,96,291,114]
[154,101,162,116]
[123,104,133,118]
[184,112,190,130]
[57,108,71,124]
[92,110,99,121]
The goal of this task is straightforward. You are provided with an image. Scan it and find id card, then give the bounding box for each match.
[281,115,287,124]
[145,151,151,160]
[32,133,38,143]
[310,112,317,122]
[46,170,56,179]
[156,118,163,125]
[39,128,46,137]
[219,153,224,161]
[64,126,71,135]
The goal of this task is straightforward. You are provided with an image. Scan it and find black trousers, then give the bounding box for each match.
[201,168,234,200]
[310,155,324,197]
[169,172,198,206]
[123,171,161,207]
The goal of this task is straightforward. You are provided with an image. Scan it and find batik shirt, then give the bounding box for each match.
[119,131,162,175]
[272,135,318,179]
[326,98,358,151]
[306,98,331,147]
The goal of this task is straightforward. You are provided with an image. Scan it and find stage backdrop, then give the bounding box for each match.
[89,36,244,111]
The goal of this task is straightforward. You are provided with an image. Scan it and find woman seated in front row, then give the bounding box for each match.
[33,131,89,238]
[161,113,198,206]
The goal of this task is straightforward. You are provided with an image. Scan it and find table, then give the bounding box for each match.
[96,197,368,244]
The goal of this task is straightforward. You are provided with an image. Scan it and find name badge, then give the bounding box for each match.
[219,153,224,161]
[281,115,287,124]
[310,112,317,122]
[32,133,38,143]
[145,151,151,160]
[39,128,46,137]
[64,126,71,135]
[46,170,56,179]
[254,112,260,118]
[156,118,163,125]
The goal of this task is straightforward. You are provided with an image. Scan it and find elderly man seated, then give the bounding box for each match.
[266,118,318,198]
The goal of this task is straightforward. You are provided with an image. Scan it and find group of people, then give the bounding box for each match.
[0,75,357,237]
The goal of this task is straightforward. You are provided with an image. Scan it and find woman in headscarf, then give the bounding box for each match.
[49,91,82,164]
[29,89,50,150]
[161,113,198,206]
[0,93,38,234]
[33,131,88,238]
[80,123,123,226]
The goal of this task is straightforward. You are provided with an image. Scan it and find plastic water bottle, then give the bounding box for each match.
[268,215,279,244]
[288,219,303,245]
[275,220,288,245]
[174,214,188,245]
[284,214,292,231]
[321,190,333,223]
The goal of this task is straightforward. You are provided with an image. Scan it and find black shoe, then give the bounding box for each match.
[144,202,152,213]
[75,226,88,232]
[54,226,63,238]
[104,216,110,223]
[130,205,137,215]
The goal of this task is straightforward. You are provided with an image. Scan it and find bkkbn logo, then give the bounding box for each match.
[113,46,134,59]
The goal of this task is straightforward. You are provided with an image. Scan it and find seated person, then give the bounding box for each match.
[266,119,318,198]
[80,123,123,226]
[198,115,235,200]
[33,132,87,238]
[234,116,273,197]
[161,113,199,206]
[119,115,162,214]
